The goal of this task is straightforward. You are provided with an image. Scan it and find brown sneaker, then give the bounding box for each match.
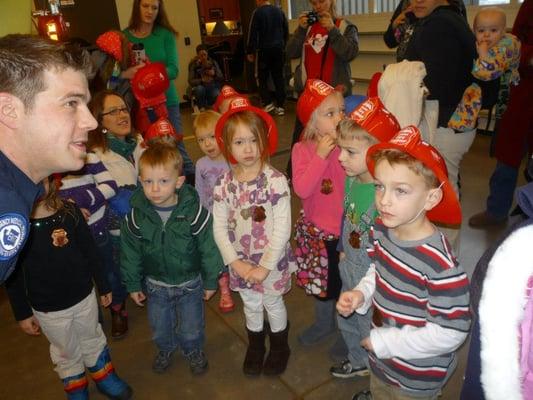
[110,304,128,340]
[468,211,507,229]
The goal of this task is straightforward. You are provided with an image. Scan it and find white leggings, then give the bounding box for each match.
[33,289,107,379]
[239,289,287,333]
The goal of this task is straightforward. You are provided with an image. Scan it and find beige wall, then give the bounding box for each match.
[115,0,202,100]
[0,0,33,36]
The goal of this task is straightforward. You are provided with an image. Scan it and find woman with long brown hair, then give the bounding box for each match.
[123,0,195,183]
[87,89,145,339]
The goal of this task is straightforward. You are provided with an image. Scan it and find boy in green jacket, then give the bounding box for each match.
[120,139,223,375]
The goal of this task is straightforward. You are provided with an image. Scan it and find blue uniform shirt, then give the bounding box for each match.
[0,151,43,283]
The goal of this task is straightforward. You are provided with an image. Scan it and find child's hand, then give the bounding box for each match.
[245,266,270,285]
[18,316,41,336]
[230,260,254,279]
[100,292,112,308]
[204,289,216,301]
[361,336,374,353]
[339,251,346,261]
[336,290,364,317]
[316,134,336,159]
[130,291,146,307]
[476,41,490,60]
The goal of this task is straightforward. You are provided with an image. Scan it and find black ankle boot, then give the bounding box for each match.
[263,322,290,376]
[243,327,266,376]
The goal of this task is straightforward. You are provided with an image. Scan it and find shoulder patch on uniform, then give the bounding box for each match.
[0,213,28,260]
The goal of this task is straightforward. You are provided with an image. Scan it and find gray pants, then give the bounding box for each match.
[33,289,107,379]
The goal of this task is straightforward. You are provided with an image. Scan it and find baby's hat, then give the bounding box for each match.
[297,79,342,126]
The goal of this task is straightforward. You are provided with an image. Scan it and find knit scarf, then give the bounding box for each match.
[107,133,136,162]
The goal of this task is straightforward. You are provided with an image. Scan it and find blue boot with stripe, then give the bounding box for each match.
[62,372,89,400]
[87,346,132,400]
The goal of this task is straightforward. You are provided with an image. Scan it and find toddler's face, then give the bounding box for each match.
[312,93,344,141]
[373,159,434,230]
[229,122,262,170]
[196,124,222,160]
[338,136,372,180]
[475,12,505,48]
[140,163,183,208]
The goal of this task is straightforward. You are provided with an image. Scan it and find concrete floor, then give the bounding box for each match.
[0,100,518,399]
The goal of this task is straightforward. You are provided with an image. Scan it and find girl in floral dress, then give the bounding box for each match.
[291,79,346,349]
[212,97,295,377]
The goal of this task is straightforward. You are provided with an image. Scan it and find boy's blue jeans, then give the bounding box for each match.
[146,276,205,356]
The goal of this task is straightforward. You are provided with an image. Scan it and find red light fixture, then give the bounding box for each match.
[32,0,69,42]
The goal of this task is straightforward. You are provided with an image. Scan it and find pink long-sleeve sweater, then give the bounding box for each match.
[291,141,345,236]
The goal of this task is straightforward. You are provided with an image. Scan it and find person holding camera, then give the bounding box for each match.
[286,0,358,97]
[285,0,359,179]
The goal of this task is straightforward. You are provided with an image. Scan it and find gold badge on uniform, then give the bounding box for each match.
[51,229,69,247]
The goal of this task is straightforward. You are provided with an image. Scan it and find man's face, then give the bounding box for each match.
[198,50,209,63]
[411,0,446,18]
[20,68,97,180]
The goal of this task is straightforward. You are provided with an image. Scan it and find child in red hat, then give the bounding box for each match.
[292,79,346,348]
[192,110,234,314]
[337,126,470,400]
[330,97,400,378]
[212,85,247,114]
[212,97,295,376]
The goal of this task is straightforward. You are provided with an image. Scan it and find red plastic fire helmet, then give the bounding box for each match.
[131,62,169,108]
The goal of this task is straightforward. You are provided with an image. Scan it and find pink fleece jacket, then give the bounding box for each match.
[291,141,345,236]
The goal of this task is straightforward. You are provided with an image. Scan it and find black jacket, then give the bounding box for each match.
[6,204,110,321]
[246,3,288,52]
[404,5,476,128]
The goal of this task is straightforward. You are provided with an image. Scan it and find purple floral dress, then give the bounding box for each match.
[212,165,296,295]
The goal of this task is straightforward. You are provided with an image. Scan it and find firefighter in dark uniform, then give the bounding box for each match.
[0,34,97,283]
[0,152,42,282]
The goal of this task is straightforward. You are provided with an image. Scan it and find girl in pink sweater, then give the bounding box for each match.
[291,79,346,347]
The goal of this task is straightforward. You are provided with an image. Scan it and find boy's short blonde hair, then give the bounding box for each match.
[337,119,379,145]
[193,110,221,136]
[139,139,184,175]
[371,148,439,189]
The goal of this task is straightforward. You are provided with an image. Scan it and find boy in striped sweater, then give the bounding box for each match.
[337,126,470,400]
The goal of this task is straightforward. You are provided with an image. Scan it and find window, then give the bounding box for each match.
[288,0,513,18]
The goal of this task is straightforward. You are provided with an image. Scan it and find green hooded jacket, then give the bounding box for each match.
[120,184,222,292]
